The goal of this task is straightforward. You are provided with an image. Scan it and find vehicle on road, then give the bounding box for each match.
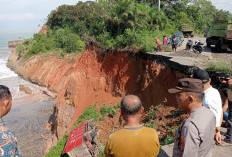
[206,18,232,53]
[174,32,184,47]
[192,40,204,53]
[182,23,194,38]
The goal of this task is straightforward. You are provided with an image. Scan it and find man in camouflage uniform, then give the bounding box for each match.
[168,78,215,157]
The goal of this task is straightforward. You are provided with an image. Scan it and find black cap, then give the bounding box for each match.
[168,78,203,93]
[192,68,209,84]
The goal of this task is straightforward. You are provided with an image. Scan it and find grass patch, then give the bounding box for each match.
[72,104,100,129]
[206,61,232,74]
[159,131,175,146]
[44,134,69,157]
[146,102,165,121]
[45,104,100,157]
[144,101,183,146]
[100,103,120,120]
[101,106,117,117]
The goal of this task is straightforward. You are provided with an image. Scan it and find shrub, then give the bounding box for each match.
[28,42,46,54]
[23,51,34,59]
[73,104,100,129]
[63,33,85,53]
[96,32,116,48]
[76,39,86,53]
[146,103,165,121]
[16,43,25,54]
[22,0,221,56]
[100,106,118,118]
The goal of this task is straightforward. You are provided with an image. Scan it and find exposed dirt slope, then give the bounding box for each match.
[8,42,192,149]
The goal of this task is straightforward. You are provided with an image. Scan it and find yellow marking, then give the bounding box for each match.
[176,86,183,90]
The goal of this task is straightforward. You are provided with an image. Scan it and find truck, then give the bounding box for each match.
[182,23,194,38]
[206,19,232,52]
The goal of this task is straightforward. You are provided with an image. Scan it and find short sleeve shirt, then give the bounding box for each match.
[104,125,160,157]
[202,86,222,127]
[0,119,22,157]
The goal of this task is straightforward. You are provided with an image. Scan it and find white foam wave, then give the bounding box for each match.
[0,54,18,80]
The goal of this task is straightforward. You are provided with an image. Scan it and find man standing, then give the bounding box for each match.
[171,35,178,52]
[168,78,215,157]
[155,37,162,52]
[104,95,160,157]
[0,85,22,156]
[219,74,232,145]
[192,68,223,144]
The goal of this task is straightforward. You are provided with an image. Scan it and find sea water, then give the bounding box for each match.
[0,32,49,106]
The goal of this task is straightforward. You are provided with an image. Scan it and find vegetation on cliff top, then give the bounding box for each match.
[16,0,230,58]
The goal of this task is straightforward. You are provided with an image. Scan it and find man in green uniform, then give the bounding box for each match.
[104,95,160,157]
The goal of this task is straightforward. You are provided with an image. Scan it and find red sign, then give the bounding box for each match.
[63,120,88,154]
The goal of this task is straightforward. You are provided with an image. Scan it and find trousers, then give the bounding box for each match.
[225,100,232,143]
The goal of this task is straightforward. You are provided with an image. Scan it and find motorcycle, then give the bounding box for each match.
[192,40,204,53]
[185,39,193,51]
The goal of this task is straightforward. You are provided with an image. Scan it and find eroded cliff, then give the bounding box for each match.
[8,42,193,149]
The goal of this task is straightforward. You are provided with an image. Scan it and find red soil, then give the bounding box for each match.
[8,42,188,149]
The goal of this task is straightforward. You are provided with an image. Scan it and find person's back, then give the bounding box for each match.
[104,95,160,157]
[172,37,178,45]
[104,125,160,157]
[203,86,222,124]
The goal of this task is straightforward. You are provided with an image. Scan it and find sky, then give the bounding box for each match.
[210,0,232,14]
[0,0,88,34]
[0,0,231,34]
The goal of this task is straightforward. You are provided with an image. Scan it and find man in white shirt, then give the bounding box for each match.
[192,68,223,144]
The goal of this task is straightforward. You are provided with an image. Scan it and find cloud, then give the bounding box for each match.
[0,13,36,22]
[210,0,232,13]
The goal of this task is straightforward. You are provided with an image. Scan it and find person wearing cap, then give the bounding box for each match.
[219,74,232,145]
[104,95,160,157]
[169,78,216,157]
[192,68,223,144]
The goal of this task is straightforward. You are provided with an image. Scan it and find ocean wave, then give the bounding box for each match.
[0,56,18,80]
